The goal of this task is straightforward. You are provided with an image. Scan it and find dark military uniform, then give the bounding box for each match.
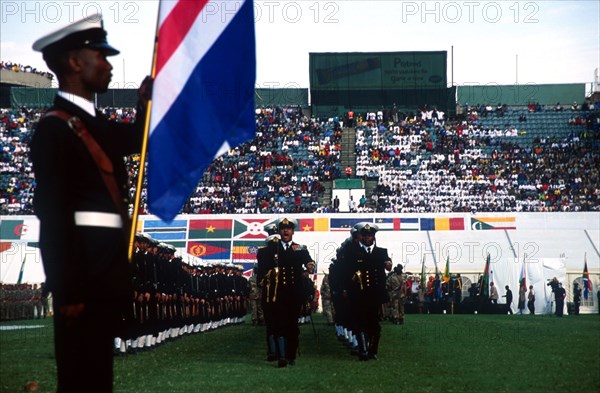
[256,218,314,367]
[340,223,390,360]
[30,14,147,393]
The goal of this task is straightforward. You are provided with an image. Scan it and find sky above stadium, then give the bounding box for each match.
[1,0,599,91]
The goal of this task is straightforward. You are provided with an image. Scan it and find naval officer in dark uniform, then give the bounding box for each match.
[341,223,390,361]
[256,218,315,368]
[30,14,151,393]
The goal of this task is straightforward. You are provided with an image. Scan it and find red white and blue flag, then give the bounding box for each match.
[148,0,256,221]
[582,256,592,300]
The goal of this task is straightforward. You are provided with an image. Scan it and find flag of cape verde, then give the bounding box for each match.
[149,0,256,222]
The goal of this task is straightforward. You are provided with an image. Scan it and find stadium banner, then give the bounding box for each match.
[3,213,598,313]
[309,51,447,90]
[2,212,598,268]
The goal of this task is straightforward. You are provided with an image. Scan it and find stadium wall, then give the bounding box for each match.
[0,69,52,88]
[2,212,598,313]
[456,83,586,107]
[2,87,310,109]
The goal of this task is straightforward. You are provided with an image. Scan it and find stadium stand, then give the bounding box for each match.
[1,60,53,80]
[1,102,598,216]
[359,105,599,213]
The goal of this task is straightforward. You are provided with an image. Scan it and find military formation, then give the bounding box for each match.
[0,283,49,321]
[114,233,250,355]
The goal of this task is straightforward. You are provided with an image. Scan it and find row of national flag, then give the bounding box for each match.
[137,216,517,243]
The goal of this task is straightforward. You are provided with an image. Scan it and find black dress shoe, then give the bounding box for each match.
[278,358,288,368]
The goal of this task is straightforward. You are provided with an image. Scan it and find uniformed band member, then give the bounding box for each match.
[337,223,390,361]
[256,218,315,368]
[30,14,151,393]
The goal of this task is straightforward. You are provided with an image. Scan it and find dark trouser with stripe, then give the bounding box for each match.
[264,301,301,360]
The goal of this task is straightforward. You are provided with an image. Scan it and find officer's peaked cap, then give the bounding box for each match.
[277,217,297,229]
[358,222,379,234]
[33,13,119,56]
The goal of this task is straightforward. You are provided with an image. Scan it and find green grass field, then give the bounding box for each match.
[1,313,599,393]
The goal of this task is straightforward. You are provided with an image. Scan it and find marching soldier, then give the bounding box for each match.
[330,222,364,353]
[256,218,315,368]
[340,223,390,361]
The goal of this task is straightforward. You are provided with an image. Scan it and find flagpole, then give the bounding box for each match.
[128,10,161,261]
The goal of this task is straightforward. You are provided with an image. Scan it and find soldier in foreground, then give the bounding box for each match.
[30,14,150,392]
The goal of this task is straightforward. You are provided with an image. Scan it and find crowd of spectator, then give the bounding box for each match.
[358,104,600,213]
[1,60,53,80]
[1,102,599,216]
[126,106,338,214]
[0,107,36,214]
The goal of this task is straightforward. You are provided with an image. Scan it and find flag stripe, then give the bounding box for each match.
[475,217,516,223]
[157,0,178,25]
[145,232,187,240]
[150,0,243,135]
[314,218,329,231]
[449,217,464,230]
[435,218,450,231]
[144,219,188,229]
[155,0,209,75]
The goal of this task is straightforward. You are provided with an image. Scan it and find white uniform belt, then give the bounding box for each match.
[74,211,122,228]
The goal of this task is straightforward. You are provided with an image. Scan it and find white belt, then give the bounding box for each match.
[74,211,123,228]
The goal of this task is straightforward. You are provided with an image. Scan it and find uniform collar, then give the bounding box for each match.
[57,91,96,117]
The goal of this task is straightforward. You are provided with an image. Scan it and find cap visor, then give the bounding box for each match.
[88,43,120,56]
